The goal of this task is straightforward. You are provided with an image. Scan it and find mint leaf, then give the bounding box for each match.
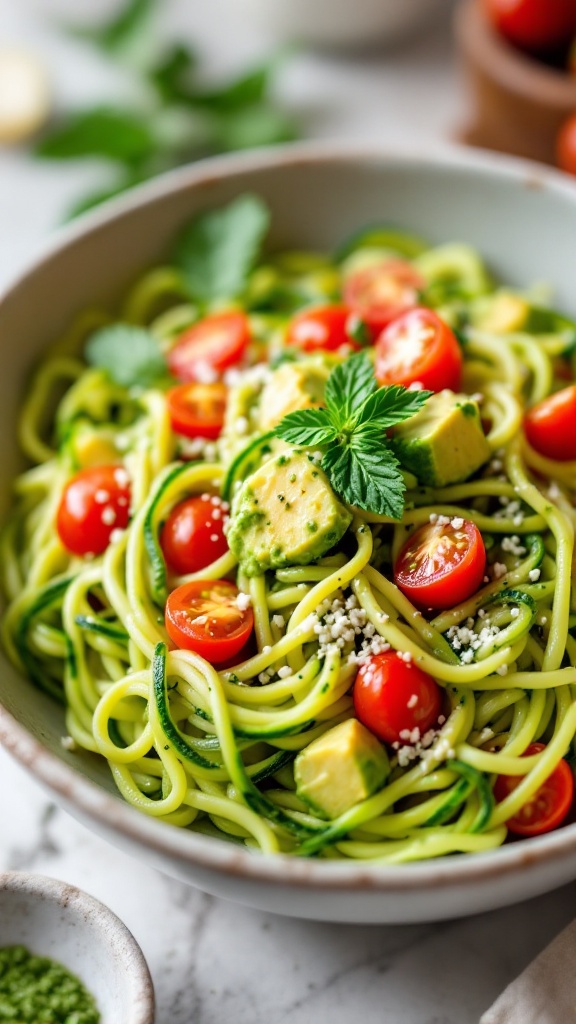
[214,104,298,152]
[149,44,197,103]
[275,409,338,448]
[324,352,376,427]
[174,194,270,303]
[86,324,166,388]
[35,108,157,165]
[356,384,432,430]
[186,63,272,114]
[67,0,158,58]
[323,440,405,519]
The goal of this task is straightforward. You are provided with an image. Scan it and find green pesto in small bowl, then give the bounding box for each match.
[0,945,99,1024]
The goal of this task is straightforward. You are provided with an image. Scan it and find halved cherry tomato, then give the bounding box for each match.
[56,464,131,557]
[394,518,486,610]
[343,260,424,339]
[353,651,443,745]
[524,385,576,461]
[493,742,575,836]
[285,304,362,353]
[167,311,250,383]
[166,382,227,440]
[483,0,576,56]
[165,579,253,663]
[160,495,229,575]
[375,307,463,392]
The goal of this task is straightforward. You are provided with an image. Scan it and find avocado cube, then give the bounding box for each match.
[258,361,328,431]
[227,449,352,576]
[393,389,491,487]
[294,718,390,820]
[472,291,529,333]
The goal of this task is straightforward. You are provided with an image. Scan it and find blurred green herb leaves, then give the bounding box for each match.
[35,0,298,218]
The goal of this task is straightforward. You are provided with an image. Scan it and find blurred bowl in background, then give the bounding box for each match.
[233,0,452,50]
[455,0,576,164]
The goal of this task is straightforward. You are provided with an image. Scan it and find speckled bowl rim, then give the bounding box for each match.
[1,141,576,896]
[0,872,154,1023]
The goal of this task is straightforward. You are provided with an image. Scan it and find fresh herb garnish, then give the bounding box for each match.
[33,0,298,219]
[275,353,431,518]
[174,194,270,304]
[85,324,166,388]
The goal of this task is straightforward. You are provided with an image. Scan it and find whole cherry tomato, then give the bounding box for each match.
[167,311,250,382]
[166,382,227,440]
[483,0,576,56]
[56,464,130,557]
[394,518,486,610]
[160,495,229,575]
[524,384,576,460]
[375,307,463,392]
[165,579,253,663]
[353,651,443,745]
[343,260,424,339]
[494,742,575,836]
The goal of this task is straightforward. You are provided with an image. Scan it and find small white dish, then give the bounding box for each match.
[0,872,154,1024]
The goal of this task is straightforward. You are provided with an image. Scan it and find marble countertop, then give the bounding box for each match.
[1,3,575,1022]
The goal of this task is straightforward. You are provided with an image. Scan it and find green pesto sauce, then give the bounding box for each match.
[0,946,99,1024]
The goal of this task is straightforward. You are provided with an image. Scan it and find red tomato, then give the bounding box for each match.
[524,385,576,460]
[56,464,131,557]
[483,0,576,55]
[285,304,362,353]
[165,579,253,663]
[375,307,463,392]
[160,495,229,575]
[166,382,227,440]
[353,651,443,745]
[167,311,250,382]
[343,260,425,339]
[493,742,575,836]
[557,113,576,176]
[394,518,486,610]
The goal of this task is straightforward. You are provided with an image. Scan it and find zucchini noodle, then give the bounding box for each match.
[2,212,576,862]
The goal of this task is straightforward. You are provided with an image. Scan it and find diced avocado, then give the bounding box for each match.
[61,420,120,470]
[472,291,529,333]
[227,449,352,576]
[294,718,390,820]
[393,389,491,487]
[258,361,328,431]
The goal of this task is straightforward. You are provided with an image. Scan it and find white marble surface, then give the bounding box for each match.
[1,2,575,1022]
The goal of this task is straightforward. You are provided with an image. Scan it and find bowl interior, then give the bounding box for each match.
[0,875,153,1024]
[2,147,576,914]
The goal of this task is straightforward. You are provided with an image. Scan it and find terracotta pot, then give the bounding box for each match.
[454,0,576,164]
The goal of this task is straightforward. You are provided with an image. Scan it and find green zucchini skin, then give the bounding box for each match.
[143,461,191,608]
[153,643,318,839]
[220,430,276,505]
[14,575,76,703]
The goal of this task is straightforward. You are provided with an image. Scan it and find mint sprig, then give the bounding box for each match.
[173,194,270,304]
[85,324,167,388]
[275,353,431,518]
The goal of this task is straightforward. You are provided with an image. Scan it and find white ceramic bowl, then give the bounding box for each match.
[0,872,154,1024]
[230,0,451,49]
[1,144,576,924]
